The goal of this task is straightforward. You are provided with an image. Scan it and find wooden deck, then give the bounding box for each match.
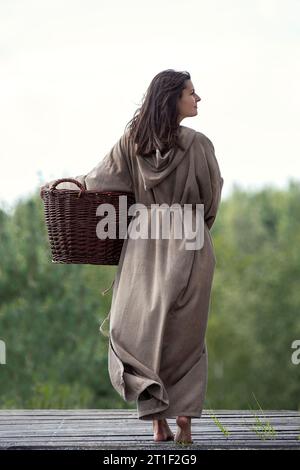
[0,409,299,450]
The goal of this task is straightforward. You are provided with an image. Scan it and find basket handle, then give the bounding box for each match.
[50,178,86,192]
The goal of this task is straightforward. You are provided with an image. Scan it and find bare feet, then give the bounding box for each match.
[152,418,174,442]
[175,416,193,444]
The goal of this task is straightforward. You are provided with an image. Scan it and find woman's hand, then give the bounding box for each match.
[40,183,50,198]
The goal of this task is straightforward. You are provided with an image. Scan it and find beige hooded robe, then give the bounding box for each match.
[43,124,224,420]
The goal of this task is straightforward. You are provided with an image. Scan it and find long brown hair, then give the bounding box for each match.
[124,69,191,156]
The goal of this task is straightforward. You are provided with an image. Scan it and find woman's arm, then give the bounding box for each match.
[195,133,224,230]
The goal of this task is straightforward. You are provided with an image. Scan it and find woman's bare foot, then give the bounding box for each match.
[152,418,174,441]
[175,416,193,444]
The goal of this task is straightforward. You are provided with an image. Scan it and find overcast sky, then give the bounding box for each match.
[0,0,299,211]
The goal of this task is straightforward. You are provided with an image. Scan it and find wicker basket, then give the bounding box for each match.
[40,178,136,265]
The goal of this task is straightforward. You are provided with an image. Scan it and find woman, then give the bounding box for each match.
[41,69,224,444]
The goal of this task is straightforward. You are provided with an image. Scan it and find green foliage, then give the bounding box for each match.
[0,190,134,410]
[0,182,300,410]
[207,179,300,410]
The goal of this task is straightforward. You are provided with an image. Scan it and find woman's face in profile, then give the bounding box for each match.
[177,79,201,123]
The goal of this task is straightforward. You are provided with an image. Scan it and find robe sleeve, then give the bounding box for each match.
[41,131,133,193]
[196,133,224,230]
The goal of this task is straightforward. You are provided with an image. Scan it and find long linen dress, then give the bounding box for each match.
[45,125,224,420]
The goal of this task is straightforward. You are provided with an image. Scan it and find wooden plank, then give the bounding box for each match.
[0,409,299,415]
[0,409,299,450]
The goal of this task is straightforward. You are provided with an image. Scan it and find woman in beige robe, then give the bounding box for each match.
[42,70,224,443]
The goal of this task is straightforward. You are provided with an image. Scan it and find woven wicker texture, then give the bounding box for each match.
[40,178,136,265]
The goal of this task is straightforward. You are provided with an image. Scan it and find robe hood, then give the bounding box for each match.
[135,125,197,191]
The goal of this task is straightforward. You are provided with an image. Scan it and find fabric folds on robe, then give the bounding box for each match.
[42,125,224,420]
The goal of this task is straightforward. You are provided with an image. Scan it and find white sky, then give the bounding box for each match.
[0,0,299,211]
